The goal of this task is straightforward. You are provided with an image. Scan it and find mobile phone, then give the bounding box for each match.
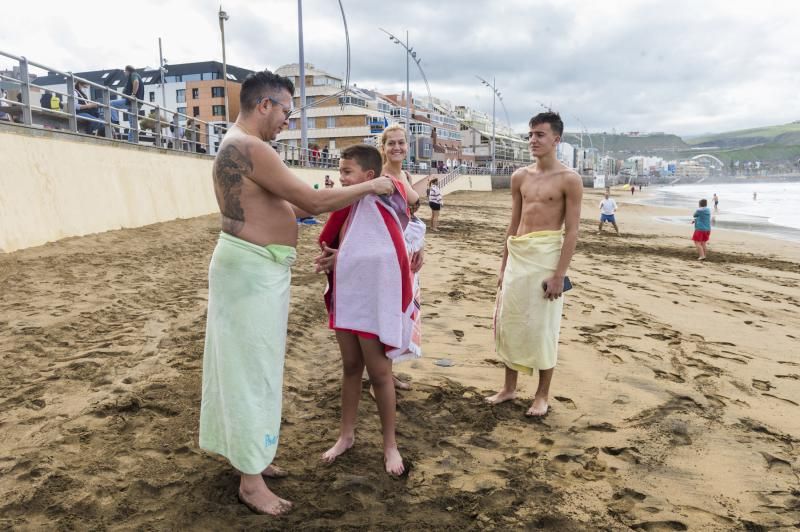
[542,276,573,292]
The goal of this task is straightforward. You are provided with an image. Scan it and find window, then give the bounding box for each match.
[326,116,336,128]
[176,89,186,103]
[202,72,221,80]
[307,117,316,130]
[165,75,182,83]
[212,105,226,116]
[148,92,155,102]
[288,118,297,130]
[211,87,225,98]
[193,106,200,117]
[183,74,202,82]
[338,96,366,108]
[177,107,187,115]
[192,88,199,99]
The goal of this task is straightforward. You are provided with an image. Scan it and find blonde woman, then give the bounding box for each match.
[378,124,423,391]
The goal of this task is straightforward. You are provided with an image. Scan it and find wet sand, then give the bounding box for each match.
[1,189,798,530]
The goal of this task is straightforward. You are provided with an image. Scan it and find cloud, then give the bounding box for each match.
[2,0,799,135]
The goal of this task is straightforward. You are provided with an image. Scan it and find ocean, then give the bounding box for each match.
[644,182,800,242]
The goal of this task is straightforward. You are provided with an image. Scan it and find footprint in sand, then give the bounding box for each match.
[751,379,773,391]
[761,393,799,406]
[631,520,688,531]
[554,396,577,410]
[452,330,464,342]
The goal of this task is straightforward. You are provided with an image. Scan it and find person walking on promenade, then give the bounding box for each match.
[198,70,394,516]
[487,111,582,417]
[109,65,143,143]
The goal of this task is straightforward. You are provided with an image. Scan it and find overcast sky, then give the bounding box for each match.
[3,0,799,136]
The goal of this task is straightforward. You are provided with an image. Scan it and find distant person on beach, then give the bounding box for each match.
[198,70,394,516]
[487,111,582,417]
[691,198,712,261]
[713,193,719,212]
[630,183,635,195]
[428,177,443,231]
[598,192,620,235]
[314,144,417,477]
[753,192,757,201]
[324,174,334,188]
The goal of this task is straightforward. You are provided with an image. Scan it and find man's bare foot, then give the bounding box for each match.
[261,464,288,478]
[393,375,411,391]
[321,435,354,464]
[486,389,516,405]
[526,396,549,417]
[384,446,405,476]
[238,479,292,516]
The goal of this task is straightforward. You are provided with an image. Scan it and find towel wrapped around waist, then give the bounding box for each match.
[494,230,565,374]
[199,232,296,474]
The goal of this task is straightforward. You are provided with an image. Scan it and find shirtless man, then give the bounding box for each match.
[487,111,582,417]
[198,70,394,516]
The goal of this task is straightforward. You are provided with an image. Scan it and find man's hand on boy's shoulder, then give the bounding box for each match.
[314,241,338,274]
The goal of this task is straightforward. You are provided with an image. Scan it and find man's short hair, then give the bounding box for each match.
[340,144,382,177]
[700,199,708,207]
[124,65,135,73]
[529,111,564,137]
[240,70,295,114]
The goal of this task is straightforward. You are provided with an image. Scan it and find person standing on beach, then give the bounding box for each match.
[428,177,443,231]
[598,192,620,235]
[691,198,712,261]
[713,193,719,212]
[487,111,582,417]
[198,70,395,516]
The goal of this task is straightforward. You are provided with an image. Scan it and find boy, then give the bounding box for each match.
[598,192,620,235]
[314,144,418,476]
[487,112,582,417]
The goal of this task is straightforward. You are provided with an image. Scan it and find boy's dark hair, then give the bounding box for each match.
[529,111,564,137]
[699,199,708,207]
[240,70,295,113]
[340,144,383,177]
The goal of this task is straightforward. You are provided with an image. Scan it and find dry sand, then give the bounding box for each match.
[1,188,798,531]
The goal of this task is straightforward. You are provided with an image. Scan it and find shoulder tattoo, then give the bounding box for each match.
[213,143,252,235]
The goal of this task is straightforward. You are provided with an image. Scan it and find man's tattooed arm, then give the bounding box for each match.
[213,143,253,235]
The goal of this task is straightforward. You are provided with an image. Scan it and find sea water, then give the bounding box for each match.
[645,182,800,242]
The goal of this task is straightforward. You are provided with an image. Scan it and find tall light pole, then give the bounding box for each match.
[218,6,230,125]
[298,0,308,165]
[380,28,432,168]
[477,75,504,173]
[158,38,167,111]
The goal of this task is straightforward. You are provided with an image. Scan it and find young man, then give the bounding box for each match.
[315,144,417,476]
[487,111,582,417]
[598,192,620,235]
[199,71,394,517]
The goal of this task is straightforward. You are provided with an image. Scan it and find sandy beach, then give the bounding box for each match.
[1,188,798,530]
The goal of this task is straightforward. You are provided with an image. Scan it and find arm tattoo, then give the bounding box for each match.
[213,143,252,235]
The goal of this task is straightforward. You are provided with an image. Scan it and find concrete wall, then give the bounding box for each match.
[442,174,492,195]
[0,125,492,252]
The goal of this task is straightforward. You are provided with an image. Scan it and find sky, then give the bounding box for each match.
[3,0,799,137]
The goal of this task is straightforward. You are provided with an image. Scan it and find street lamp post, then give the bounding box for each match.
[477,75,503,173]
[298,0,308,166]
[381,28,431,170]
[218,7,230,126]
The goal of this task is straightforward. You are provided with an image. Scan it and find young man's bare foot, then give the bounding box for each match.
[384,446,405,476]
[486,389,516,404]
[238,476,292,516]
[525,395,549,417]
[261,463,288,478]
[321,435,354,464]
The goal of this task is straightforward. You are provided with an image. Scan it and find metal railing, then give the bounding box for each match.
[0,49,224,154]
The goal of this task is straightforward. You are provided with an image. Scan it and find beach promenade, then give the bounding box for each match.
[1,189,798,530]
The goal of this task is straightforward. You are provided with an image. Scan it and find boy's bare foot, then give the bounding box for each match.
[261,464,288,478]
[321,435,354,464]
[393,375,411,390]
[486,389,516,404]
[525,396,549,417]
[238,477,292,516]
[384,446,405,476]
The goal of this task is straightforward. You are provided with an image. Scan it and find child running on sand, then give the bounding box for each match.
[314,144,419,476]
